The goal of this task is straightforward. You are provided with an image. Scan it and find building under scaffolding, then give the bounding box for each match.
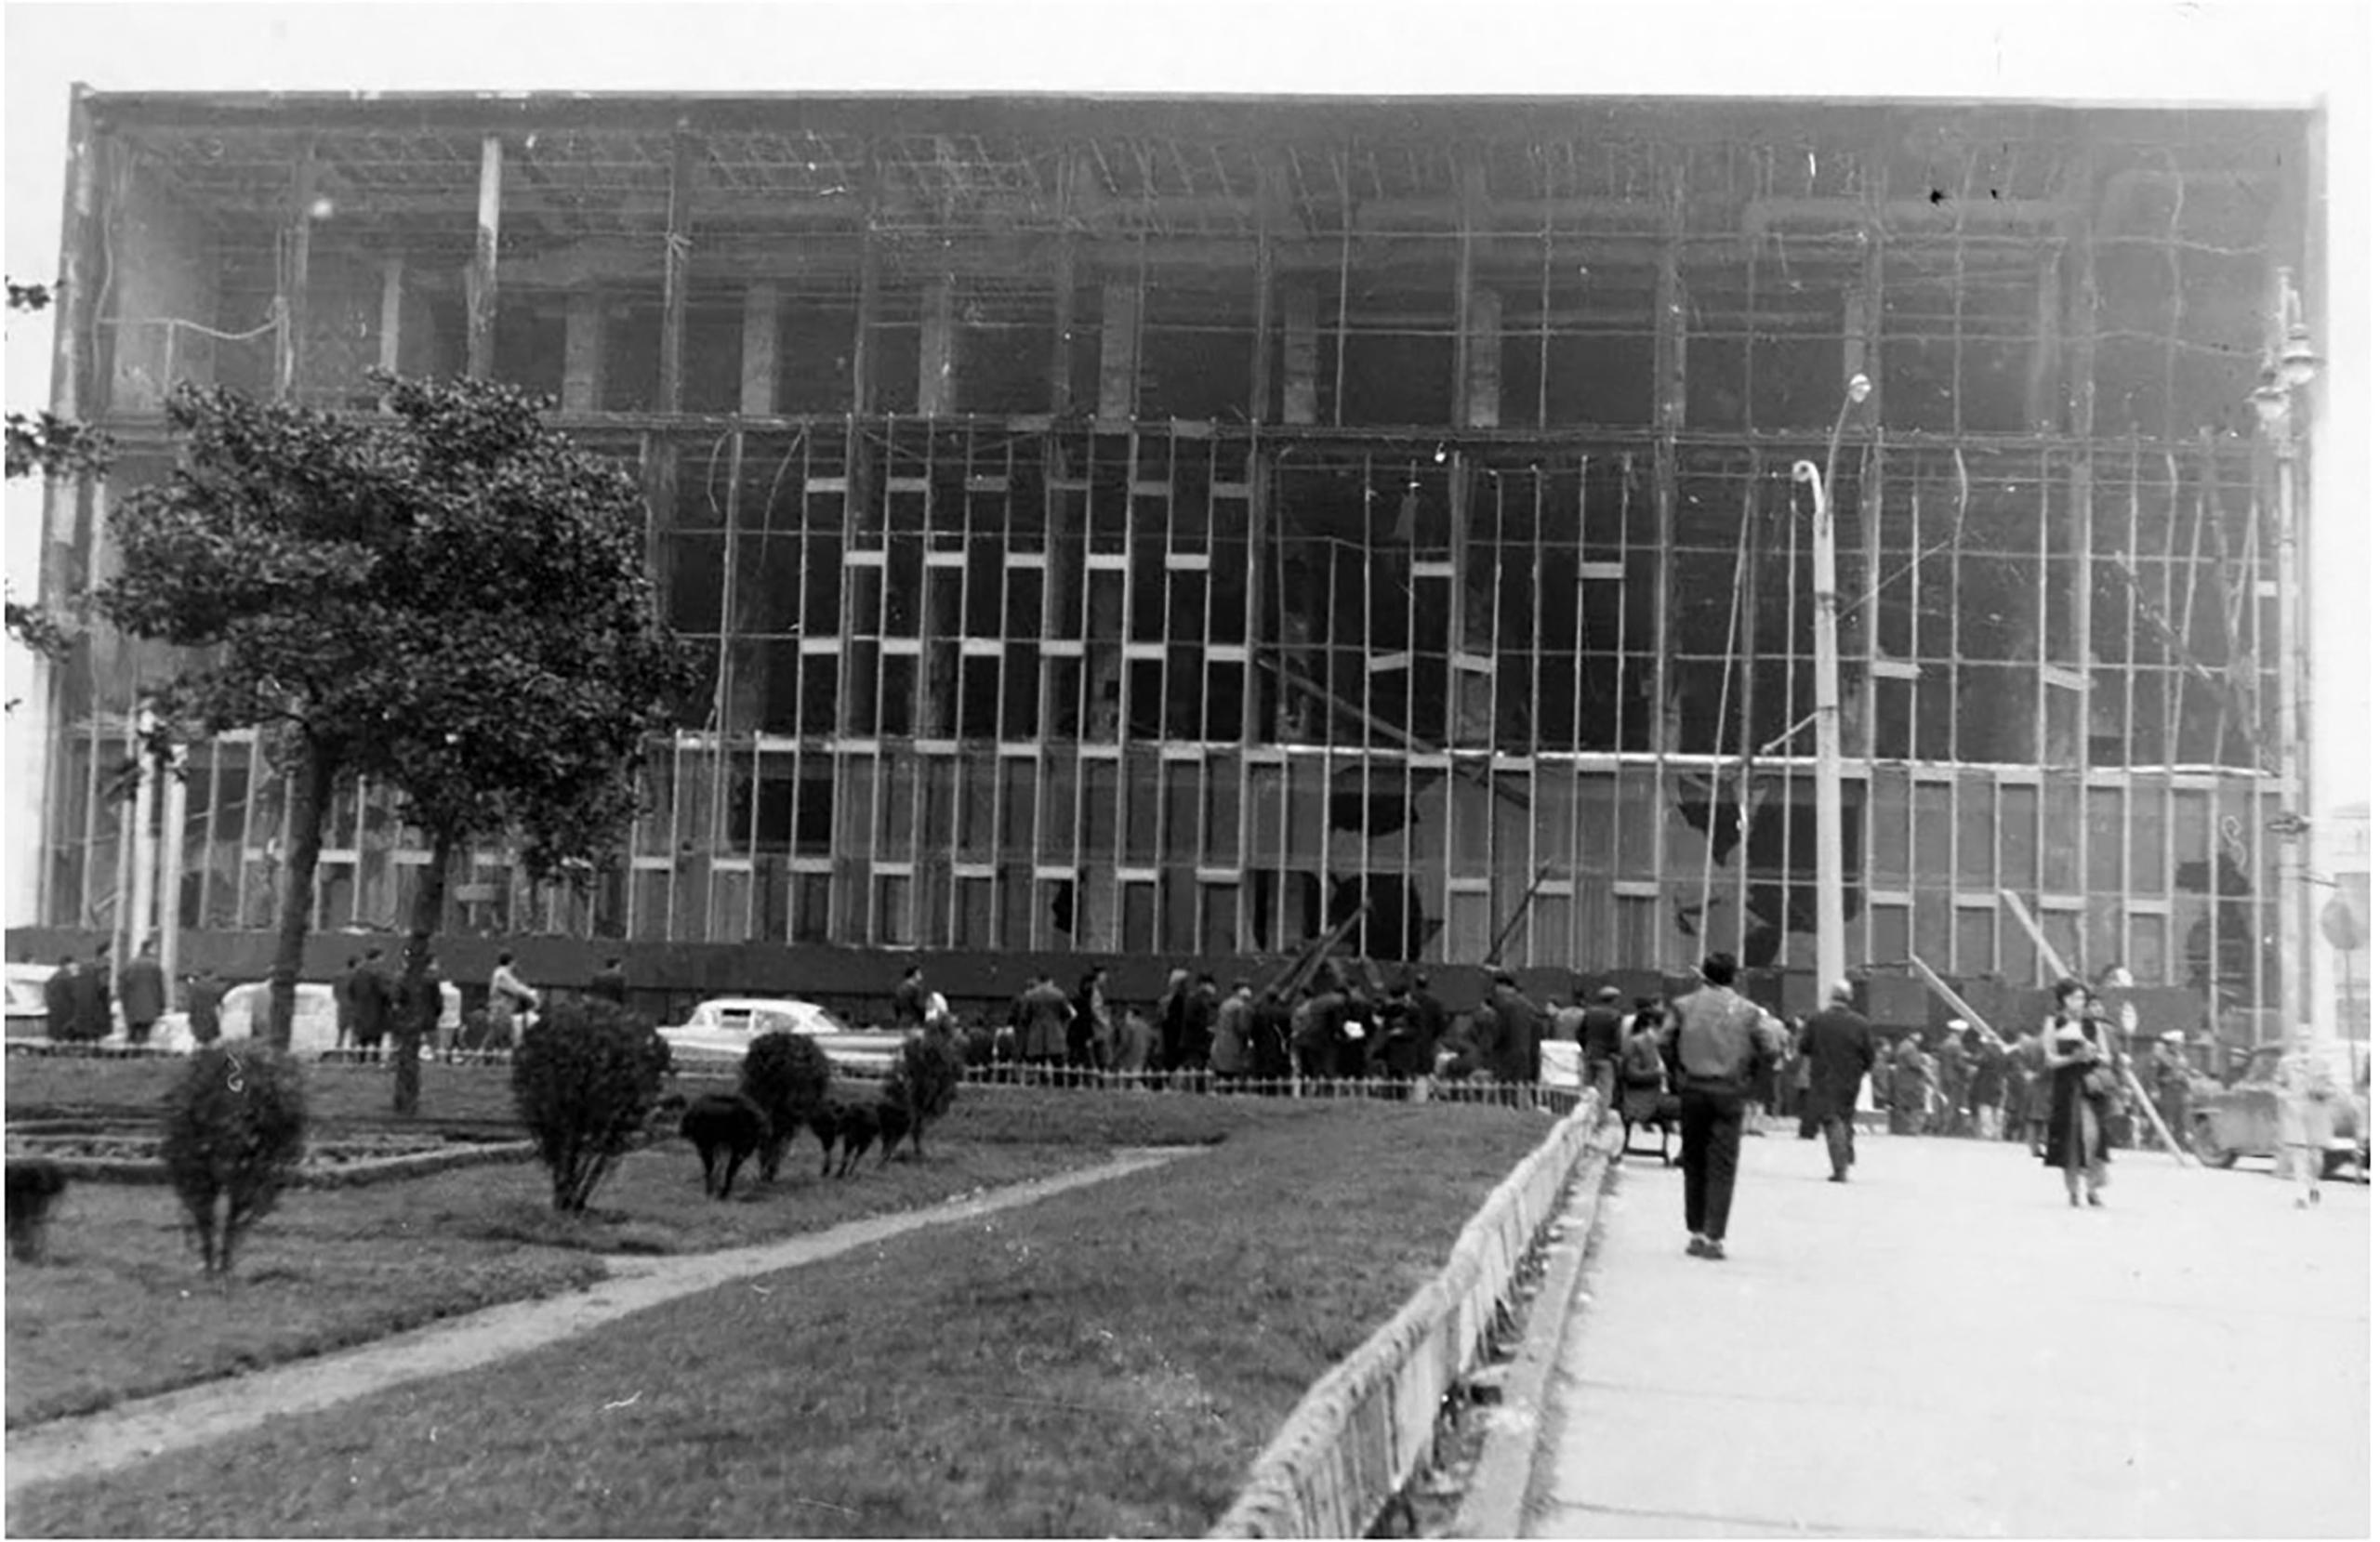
[23,91,2327,1023]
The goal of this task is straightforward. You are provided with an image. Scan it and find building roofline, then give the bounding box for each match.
[72,87,2318,136]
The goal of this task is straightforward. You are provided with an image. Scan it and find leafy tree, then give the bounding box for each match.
[5,278,112,692]
[97,373,695,1070]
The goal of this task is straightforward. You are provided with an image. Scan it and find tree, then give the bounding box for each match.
[98,373,694,1064]
[6,278,112,694]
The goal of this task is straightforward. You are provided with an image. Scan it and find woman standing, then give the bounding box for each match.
[2273,1029,2337,1208]
[2041,979,2114,1206]
[1617,1000,1674,1165]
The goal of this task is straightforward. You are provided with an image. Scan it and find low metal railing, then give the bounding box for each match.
[1207,1088,1604,1538]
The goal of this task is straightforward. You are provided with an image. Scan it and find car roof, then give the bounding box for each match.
[696,997,829,1013]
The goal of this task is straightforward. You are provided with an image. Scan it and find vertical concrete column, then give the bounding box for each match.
[1281,285,1319,426]
[277,151,318,399]
[562,291,609,413]
[740,283,780,416]
[657,126,698,414]
[918,278,959,416]
[466,135,502,379]
[1464,288,1502,428]
[377,257,404,380]
[1096,281,1140,421]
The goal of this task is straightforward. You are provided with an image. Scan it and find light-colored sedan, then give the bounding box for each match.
[5,962,61,1041]
[126,979,462,1058]
[658,996,905,1076]
[2188,1040,2371,1178]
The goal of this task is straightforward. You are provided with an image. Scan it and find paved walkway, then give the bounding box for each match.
[4,1148,1193,1497]
[1524,1133,2370,1538]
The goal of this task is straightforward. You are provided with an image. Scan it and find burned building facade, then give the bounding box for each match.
[29,91,2324,1017]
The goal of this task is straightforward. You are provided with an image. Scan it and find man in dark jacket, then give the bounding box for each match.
[1249,988,1294,1087]
[1487,973,1543,1094]
[119,940,166,1048]
[185,967,228,1045]
[350,949,393,1062]
[1408,971,1450,1069]
[1659,952,1787,1260]
[1799,980,1877,1182]
[588,956,630,1006]
[1578,984,1628,1108]
[892,964,929,1030]
[1014,973,1073,1081]
[72,945,113,1044]
[43,956,78,1041]
[336,954,363,1051]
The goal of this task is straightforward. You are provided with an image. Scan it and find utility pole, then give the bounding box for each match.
[2254,266,2325,1042]
[1793,375,1871,996]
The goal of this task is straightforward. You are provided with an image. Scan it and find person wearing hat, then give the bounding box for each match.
[1798,980,1877,1182]
[1577,983,1628,1112]
[1659,952,1788,1259]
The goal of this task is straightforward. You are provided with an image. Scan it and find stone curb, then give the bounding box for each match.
[1448,1116,1623,1539]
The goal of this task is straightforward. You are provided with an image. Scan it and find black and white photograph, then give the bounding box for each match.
[3,2,2370,1535]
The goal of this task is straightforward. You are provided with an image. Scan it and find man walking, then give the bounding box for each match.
[1660,952,1786,1260]
[1799,980,1876,1183]
[119,940,166,1049]
[1578,984,1627,1110]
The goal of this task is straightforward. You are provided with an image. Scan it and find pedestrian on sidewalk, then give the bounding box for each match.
[1578,983,1626,1111]
[1617,1002,1674,1163]
[1799,979,1876,1182]
[2274,1028,2338,1208]
[1660,952,1787,1261]
[2042,981,2115,1207]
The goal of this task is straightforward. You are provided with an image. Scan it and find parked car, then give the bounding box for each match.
[658,996,906,1076]
[130,979,465,1059]
[2187,1040,2370,1178]
[5,962,61,1041]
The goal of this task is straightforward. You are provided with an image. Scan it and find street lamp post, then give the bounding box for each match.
[2254,267,2324,1043]
[1792,374,1872,996]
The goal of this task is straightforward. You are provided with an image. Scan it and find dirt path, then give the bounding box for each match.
[5,1147,1196,1497]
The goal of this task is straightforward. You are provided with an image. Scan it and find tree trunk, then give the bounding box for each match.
[265,739,337,1053]
[392,830,455,1117]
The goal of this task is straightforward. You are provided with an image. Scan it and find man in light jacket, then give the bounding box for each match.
[1660,952,1787,1261]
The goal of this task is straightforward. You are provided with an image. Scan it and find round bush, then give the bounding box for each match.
[739,1031,833,1181]
[160,1043,310,1274]
[511,999,668,1213]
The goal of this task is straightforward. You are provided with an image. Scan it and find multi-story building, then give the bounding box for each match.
[19,90,2330,1021]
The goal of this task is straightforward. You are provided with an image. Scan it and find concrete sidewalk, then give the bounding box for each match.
[1523,1133,2370,1538]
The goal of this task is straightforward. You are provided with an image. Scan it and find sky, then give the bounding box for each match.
[5,0,2373,905]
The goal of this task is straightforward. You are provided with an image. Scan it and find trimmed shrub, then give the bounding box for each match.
[884,1025,967,1158]
[739,1031,833,1181]
[160,1044,310,1274]
[511,999,669,1214]
[7,1158,69,1263]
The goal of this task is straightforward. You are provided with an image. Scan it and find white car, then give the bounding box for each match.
[138,978,465,1058]
[658,996,905,1075]
[6,962,61,1041]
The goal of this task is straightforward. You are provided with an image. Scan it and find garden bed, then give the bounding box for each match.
[3,1087,1282,1431]
[9,1099,1555,1536]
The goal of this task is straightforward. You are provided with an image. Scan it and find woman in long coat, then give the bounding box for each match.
[2041,980,2114,1206]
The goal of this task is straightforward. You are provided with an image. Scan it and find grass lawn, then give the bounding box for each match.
[7,1056,528,1128]
[8,1099,1554,1538]
[4,1085,1284,1430]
